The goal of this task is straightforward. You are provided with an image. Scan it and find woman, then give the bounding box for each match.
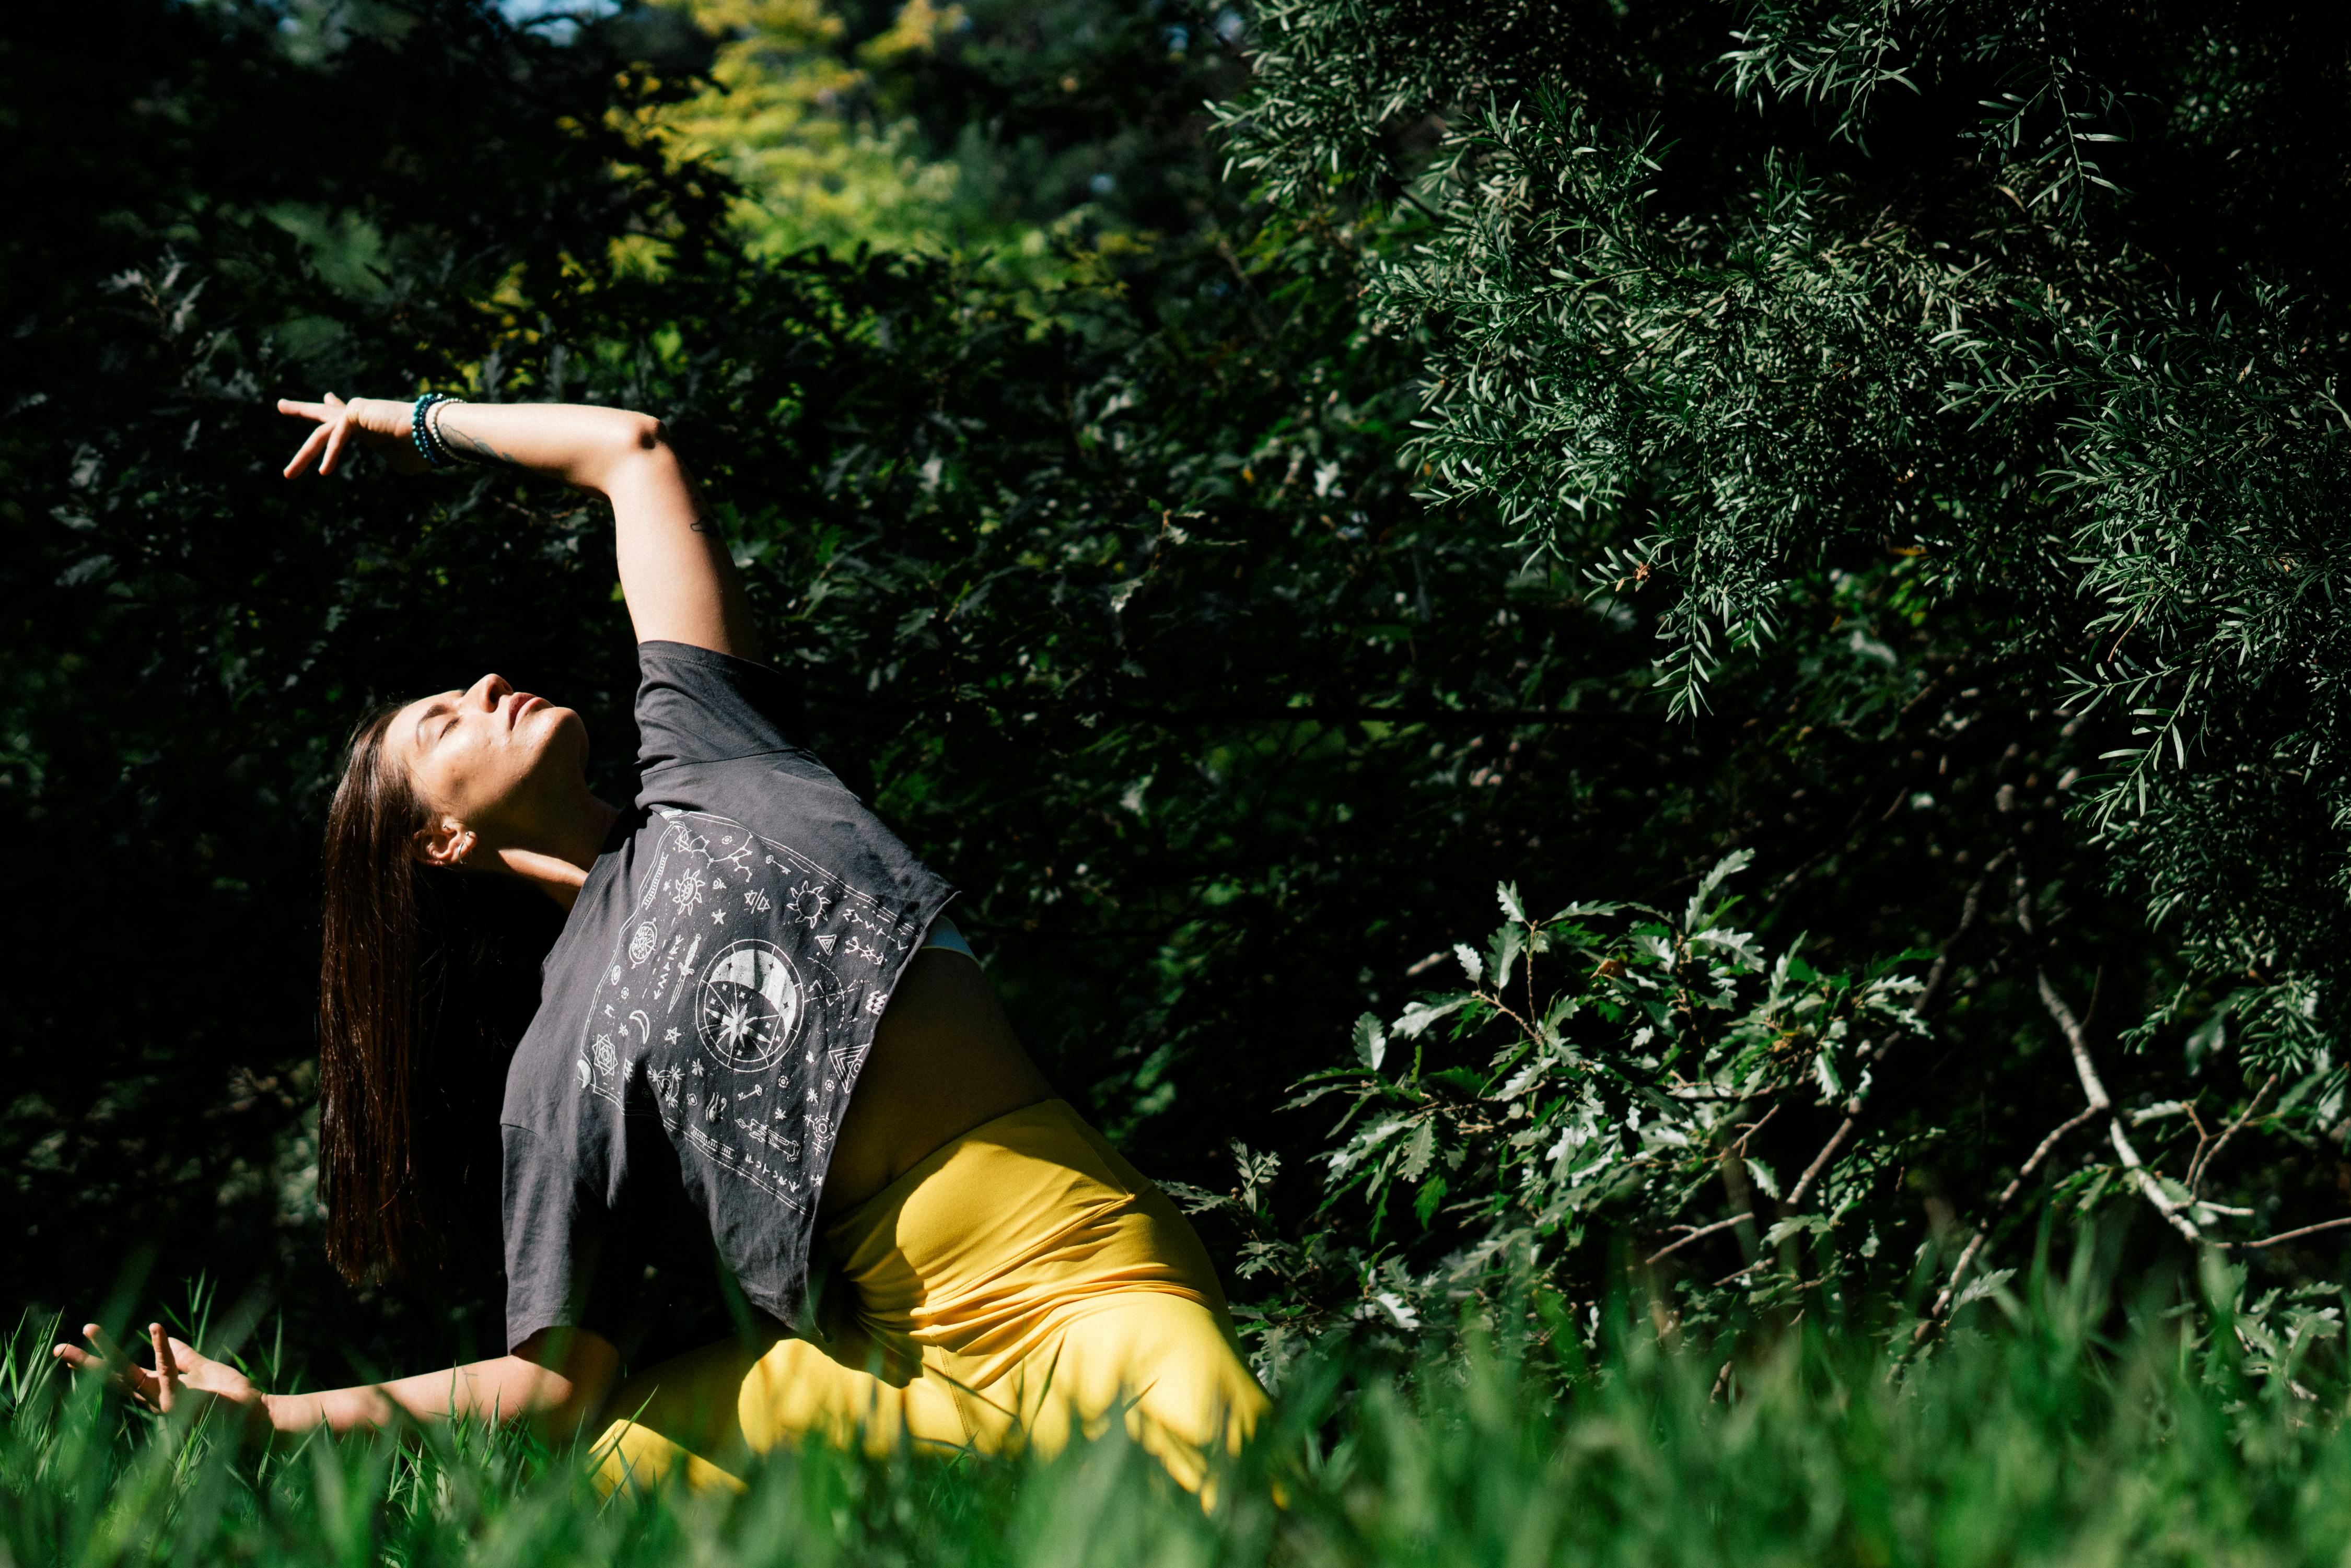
[54,393,1267,1493]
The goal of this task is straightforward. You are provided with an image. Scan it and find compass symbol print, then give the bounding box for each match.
[695,939,802,1073]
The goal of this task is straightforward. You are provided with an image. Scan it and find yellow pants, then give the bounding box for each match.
[589,1099,1268,1494]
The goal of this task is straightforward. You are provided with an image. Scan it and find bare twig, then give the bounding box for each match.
[1783,1115,1856,1213]
[1727,1103,1782,1157]
[1917,849,2014,1018]
[1645,1213,1750,1265]
[2222,1214,2351,1251]
[2189,1073,2278,1196]
[1916,1102,2104,1337]
[1778,865,2012,1230]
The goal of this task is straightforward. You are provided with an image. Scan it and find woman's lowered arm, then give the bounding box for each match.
[276,393,762,661]
[263,1325,620,1436]
[53,1319,619,1441]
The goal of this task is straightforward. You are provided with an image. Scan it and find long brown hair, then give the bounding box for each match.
[318,703,548,1289]
[318,703,440,1285]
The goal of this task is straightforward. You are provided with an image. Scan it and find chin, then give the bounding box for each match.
[540,705,590,766]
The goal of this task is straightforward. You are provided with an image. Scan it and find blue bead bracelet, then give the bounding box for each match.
[411,392,456,469]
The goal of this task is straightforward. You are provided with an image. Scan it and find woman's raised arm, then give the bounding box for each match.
[277,394,762,662]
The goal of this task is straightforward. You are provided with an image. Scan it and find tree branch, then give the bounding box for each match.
[2036,968,2199,1244]
[2106,1116,2203,1243]
[2035,969,2110,1111]
[1915,966,2212,1348]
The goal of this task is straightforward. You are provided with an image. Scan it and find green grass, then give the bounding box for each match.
[7,1255,2350,1567]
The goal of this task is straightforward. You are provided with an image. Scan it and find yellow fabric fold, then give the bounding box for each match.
[590,1099,1266,1497]
[821,1098,1231,1385]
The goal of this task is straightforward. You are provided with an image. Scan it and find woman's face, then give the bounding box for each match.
[390,672,587,846]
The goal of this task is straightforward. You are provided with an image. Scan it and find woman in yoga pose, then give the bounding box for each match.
[54,394,1265,1492]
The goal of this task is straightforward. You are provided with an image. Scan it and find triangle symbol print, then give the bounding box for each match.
[816,933,837,953]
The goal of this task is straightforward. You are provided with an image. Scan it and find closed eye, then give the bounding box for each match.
[413,700,460,754]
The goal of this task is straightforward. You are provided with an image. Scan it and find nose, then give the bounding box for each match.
[465,673,513,711]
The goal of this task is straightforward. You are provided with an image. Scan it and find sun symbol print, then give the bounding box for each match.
[693,939,802,1073]
[786,880,833,929]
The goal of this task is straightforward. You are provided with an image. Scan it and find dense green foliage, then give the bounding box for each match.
[1195,0,2351,1343]
[7,0,2351,1481]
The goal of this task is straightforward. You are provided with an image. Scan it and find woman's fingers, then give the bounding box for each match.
[51,1320,117,1373]
[283,421,334,479]
[149,1323,178,1413]
[86,1323,136,1370]
[278,391,432,480]
[51,1341,100,1372]
[52,1324,147,1403]
[318,417,358,477]
[280,393,352,478]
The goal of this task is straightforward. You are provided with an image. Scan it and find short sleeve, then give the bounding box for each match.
[500,1124,642,1351]
[634,640,806,775]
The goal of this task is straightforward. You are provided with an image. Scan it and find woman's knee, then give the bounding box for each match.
[1048,1294,1270,1451]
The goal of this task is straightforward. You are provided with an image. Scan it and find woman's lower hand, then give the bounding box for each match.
[53,1320,271,1431]
[277,393,429,478]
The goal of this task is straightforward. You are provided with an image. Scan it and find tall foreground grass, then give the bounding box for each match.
[6,1255,2350,1566]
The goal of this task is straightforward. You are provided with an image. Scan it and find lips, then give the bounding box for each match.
[505,693,546,728]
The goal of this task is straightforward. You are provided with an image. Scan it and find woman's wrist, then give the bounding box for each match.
[356,397,414,435]
[260,1389,313,1433]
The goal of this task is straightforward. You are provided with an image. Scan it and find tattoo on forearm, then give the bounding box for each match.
[444,427,524,469]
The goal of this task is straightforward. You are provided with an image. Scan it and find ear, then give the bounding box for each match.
[410,817,478,870]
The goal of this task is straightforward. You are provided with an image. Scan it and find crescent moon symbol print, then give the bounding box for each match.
[695,939,802,1072]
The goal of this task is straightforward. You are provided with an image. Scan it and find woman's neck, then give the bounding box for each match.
[490,790,620,911]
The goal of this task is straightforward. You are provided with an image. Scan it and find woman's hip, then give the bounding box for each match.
[820,1098,1235,1362]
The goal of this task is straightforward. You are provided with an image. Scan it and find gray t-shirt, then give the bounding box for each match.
[498,641,953,1351]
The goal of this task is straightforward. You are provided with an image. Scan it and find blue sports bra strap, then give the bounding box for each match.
[922,916,978,964]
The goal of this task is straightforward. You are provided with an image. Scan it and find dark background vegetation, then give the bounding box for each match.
[5,0,2348,1387]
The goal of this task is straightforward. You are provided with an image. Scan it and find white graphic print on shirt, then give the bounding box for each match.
[574,808,921,1213]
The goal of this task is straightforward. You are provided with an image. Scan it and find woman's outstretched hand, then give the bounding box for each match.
[53,1320,269,1428]
[277,393,428,478]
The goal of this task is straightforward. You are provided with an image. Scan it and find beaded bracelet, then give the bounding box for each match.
[426,396,470,466]
[411,392,457,469]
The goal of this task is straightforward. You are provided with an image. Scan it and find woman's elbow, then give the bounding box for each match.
[513,1331,619,1432]
[622,412,668,454]
[578,412,671,488]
